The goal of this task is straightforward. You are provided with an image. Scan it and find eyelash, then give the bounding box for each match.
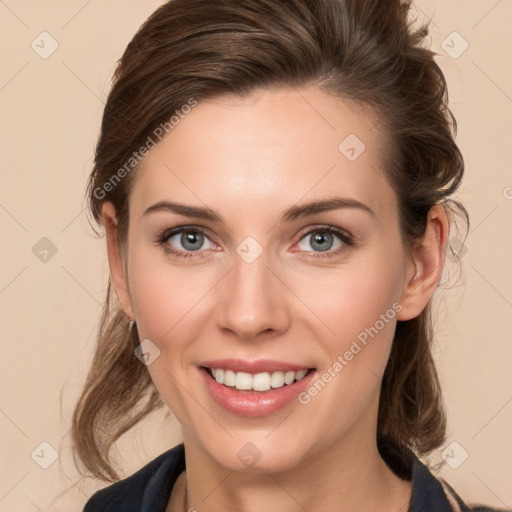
[155,225,354,261]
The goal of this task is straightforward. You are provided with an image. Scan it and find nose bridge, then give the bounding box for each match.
[216,247,290,339]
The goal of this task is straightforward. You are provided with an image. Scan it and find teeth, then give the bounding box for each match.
[235,372,253,390]
[214,368,224,384]
[253,372,271,391]
[270,371,285,388]
[224,370,236,387]
[284,371,295,385]
[295,369,307,380]
[210,367,309,391]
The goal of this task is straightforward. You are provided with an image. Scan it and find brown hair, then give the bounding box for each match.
[71,0,469,481]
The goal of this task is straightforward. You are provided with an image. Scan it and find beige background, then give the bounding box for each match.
[1,0,511,510]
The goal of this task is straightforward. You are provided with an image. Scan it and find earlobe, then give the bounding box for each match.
[101,202,135,321]
[396,205,449,321]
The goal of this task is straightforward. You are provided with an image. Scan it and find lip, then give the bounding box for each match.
[199,358,311,373]
[199,365,317,417]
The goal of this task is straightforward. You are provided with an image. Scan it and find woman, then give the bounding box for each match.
[72,0,506,510]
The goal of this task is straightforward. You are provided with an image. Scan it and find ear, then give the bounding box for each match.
[101,201,135,321]
[396,205,449,321]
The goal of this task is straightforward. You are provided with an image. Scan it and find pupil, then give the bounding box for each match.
[312,232,332,252]
[182,231,202,250]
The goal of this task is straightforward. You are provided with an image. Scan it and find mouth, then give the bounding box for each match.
[202,366,314,392]
[198,362,317,417]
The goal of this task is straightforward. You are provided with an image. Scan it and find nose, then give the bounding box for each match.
[216,250,291,341]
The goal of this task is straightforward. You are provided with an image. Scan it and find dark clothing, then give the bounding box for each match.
[83,442,508,511]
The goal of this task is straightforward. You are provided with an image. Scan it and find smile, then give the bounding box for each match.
[206,367,309,391]
[198,359,317,417]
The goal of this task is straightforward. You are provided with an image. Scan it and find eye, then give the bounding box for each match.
[295,226,353,258]
[156,227,217,259]
[156,224,354,260]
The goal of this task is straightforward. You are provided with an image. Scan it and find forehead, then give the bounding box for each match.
[130,85,395,224]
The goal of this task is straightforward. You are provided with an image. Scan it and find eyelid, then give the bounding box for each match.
[158,225,218,250]
[291,224,353,258]
[295,224,352,243]
[156,223,354,259]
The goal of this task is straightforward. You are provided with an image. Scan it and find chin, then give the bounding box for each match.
[198,432,313,474]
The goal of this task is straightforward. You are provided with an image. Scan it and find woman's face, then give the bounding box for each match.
[108,85,422,472]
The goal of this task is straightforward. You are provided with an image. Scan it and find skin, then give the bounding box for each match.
[101,85,448,512]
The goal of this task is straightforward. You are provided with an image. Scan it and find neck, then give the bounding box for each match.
[171,430,412,512]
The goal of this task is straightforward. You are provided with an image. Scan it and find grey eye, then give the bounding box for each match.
[167,230,214,252]
[297,230,343,253]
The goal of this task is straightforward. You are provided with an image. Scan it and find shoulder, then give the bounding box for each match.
[83,443,185,512]
[410,452,509,512]
[470,508,511,512]
[439,479,511,512]
[379,437,509,512]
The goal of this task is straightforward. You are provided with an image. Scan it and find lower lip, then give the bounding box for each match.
[199,367,316,417]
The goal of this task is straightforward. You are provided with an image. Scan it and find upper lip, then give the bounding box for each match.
[199,358,313,374]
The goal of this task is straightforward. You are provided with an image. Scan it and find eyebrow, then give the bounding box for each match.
[142,196,376,223]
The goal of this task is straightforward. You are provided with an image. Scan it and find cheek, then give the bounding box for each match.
[133,288,203,346]
[127,248,208,345]
[126,253,212,423]
[296,258,403,350]
[292,256,404,434]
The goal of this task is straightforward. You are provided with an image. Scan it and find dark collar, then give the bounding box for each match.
[138,441,461,512]
[407,449,462,511]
